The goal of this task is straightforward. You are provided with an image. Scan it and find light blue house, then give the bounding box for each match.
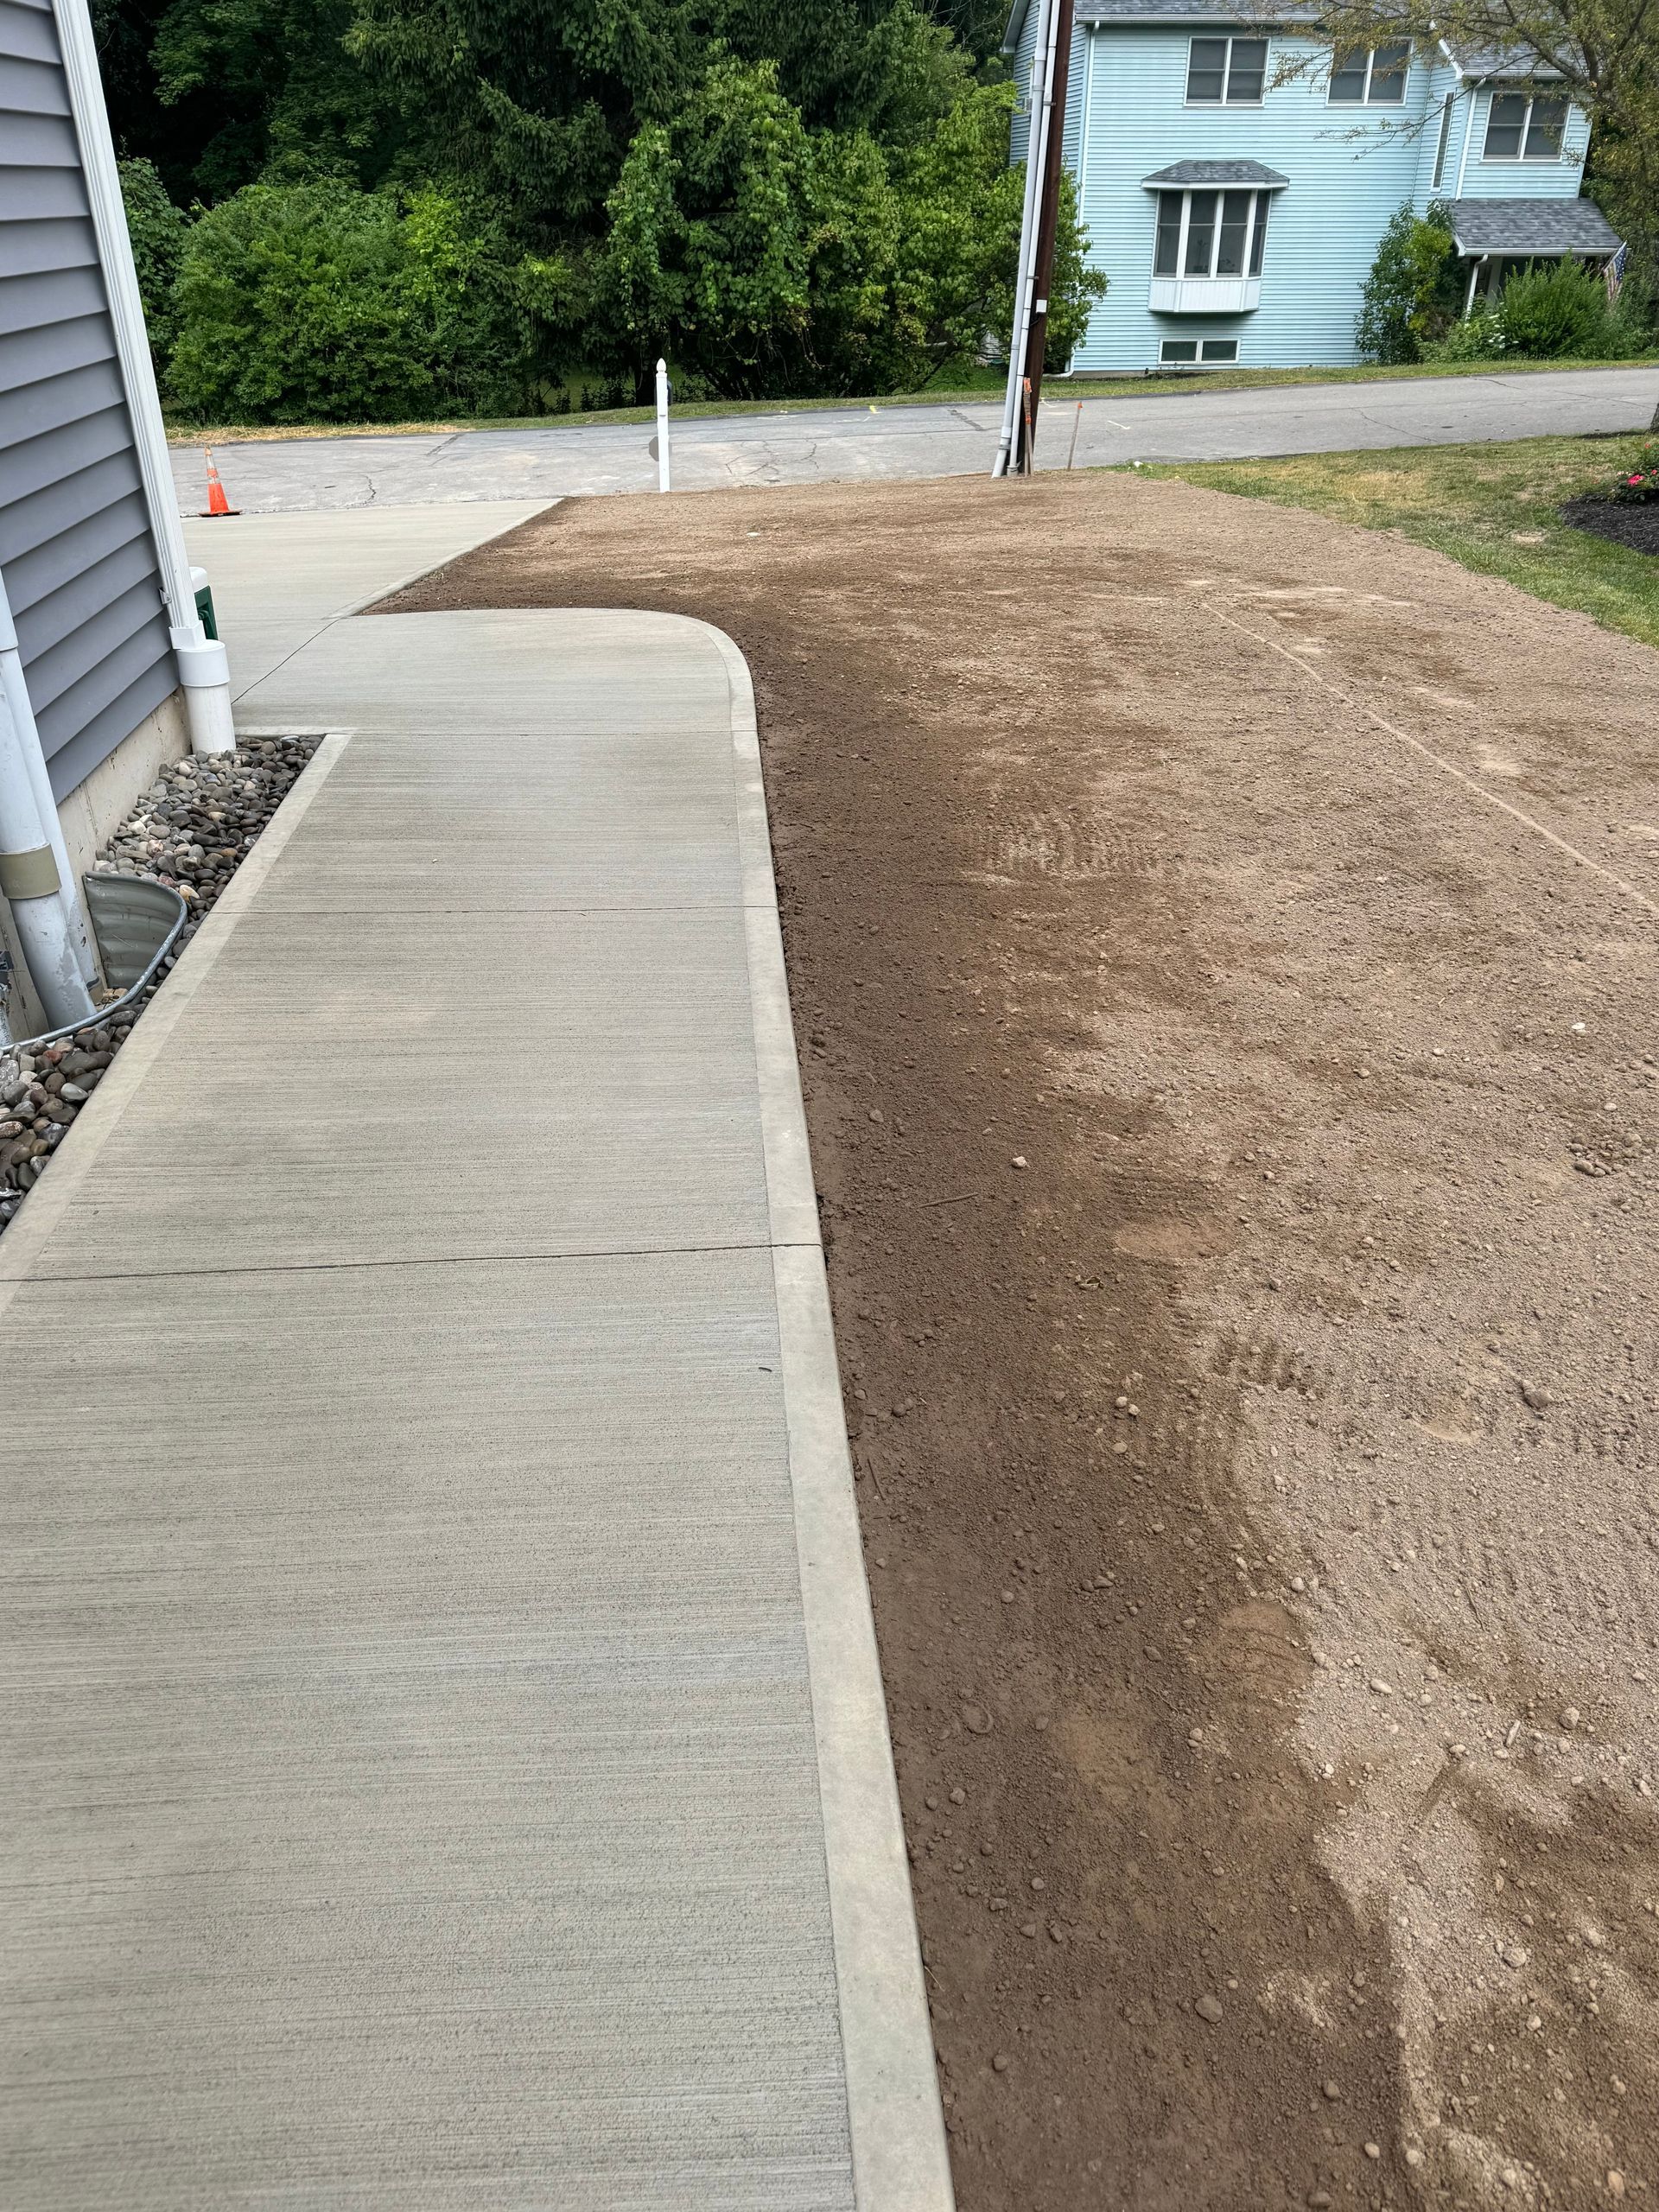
[1003,0,1623,370]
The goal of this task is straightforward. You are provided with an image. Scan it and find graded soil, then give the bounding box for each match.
[382,472,1659,2212]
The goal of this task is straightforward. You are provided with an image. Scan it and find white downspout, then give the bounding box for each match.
[51,0,236,756]
[1454,76,1480,200]
[0,676,96,1033]
[0,569,94,982]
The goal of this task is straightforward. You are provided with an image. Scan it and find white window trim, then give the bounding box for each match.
[1161,339,1242,365]
[1326,43,1412,105]
[1184,33,1269,107]
[1481,88,1568,162]
[1430,90,1456,187]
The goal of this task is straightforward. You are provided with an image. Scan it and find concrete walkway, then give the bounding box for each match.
[0,531,950,2204]
[183,500,550,694]
[169,364,1658,512]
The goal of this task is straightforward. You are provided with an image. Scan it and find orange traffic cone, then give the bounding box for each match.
[200,448,239,518]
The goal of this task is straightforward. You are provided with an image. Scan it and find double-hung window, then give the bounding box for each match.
[1327,42,1410,103]
[1185,35,1268,103]
[1483,90,1567,159]
[1154,188,1270,280]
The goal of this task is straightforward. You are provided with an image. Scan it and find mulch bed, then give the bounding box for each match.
[1559,493,1659,555]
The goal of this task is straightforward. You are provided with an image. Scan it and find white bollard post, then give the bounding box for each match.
[656,359,671,493]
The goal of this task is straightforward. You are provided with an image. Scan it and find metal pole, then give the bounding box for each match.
[0,569,93,982]
[0,678,95,1031]
[656,359,671,493]
[992,0,1057,478]
[1019,0,1076,473]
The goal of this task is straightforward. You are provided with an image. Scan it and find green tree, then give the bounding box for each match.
[1355,200,1460,362]
[118,156,189,369]
[346,0,963,248]
[168,179,541,420]
[585,66,1103,399]
[892,77,1103,380]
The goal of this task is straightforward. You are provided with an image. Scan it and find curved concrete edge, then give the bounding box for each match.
[706,622,956,2212]
[0,733,351,1303]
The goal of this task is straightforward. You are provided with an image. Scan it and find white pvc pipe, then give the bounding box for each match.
[0,681,95,1031]
[994,0,1058,477]
[0,569,94,982]
[51,0,236,756]
[656,359,671,492]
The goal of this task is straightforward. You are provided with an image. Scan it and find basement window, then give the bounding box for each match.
[1186,35,1268,103]
[1328,42,1410,103]
[1484,91,1567,159]
[1160,339,1240,365]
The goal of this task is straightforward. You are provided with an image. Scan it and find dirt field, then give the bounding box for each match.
[385,474,1659,2212]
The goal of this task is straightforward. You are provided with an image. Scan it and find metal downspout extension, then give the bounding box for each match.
[51,0,236,757]
[0,673,96,1034]
[0,569,94,983]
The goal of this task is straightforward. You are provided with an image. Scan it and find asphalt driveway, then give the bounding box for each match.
[170,365,1657,514]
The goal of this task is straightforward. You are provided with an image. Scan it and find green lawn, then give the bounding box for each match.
[1134,433,1659,652]
[164,353,1656,447]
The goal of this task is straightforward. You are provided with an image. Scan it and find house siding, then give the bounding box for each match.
[1452,79,1590,197]
[1049,24,1593,371]
[0,0,175,802]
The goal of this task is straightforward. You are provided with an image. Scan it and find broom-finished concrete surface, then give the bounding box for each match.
[0,582,950,2207]
[184,500,550,695]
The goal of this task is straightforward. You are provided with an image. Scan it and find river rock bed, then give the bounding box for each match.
[0,735,317,1238]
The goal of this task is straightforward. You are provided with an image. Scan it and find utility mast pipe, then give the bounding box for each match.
[1019,0,1076,472]
[993,0,1058,479]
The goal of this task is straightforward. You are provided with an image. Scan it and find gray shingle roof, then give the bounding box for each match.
[1002,0,1306,46]
[1143,159,1288,186]
[1446,43,1567,79]
[1448,198,1622,255]
[1002,0,1572,70]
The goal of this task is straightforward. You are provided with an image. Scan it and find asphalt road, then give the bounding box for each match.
[171,365,1656,514]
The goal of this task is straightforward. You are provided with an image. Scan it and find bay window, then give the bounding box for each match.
[1154,188,1269,281]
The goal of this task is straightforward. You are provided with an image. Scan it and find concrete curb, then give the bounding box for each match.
[705,621,956,2212]
[0,732,350,1301]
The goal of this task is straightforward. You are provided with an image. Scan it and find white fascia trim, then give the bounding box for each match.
[51,0,232,753]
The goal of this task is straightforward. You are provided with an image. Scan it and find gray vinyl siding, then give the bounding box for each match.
[0,0,176,802]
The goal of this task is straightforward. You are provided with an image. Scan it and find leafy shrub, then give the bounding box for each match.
[1426,308,1509,362]
[1356,201,1460,363]
[1611,443,1659,505]
[584,67,1103,401]
[1493,257,1622,358]
[119,158,190,370]
[168,181,543,423]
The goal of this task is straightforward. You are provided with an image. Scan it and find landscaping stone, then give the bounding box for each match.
[0,736,316,1241]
